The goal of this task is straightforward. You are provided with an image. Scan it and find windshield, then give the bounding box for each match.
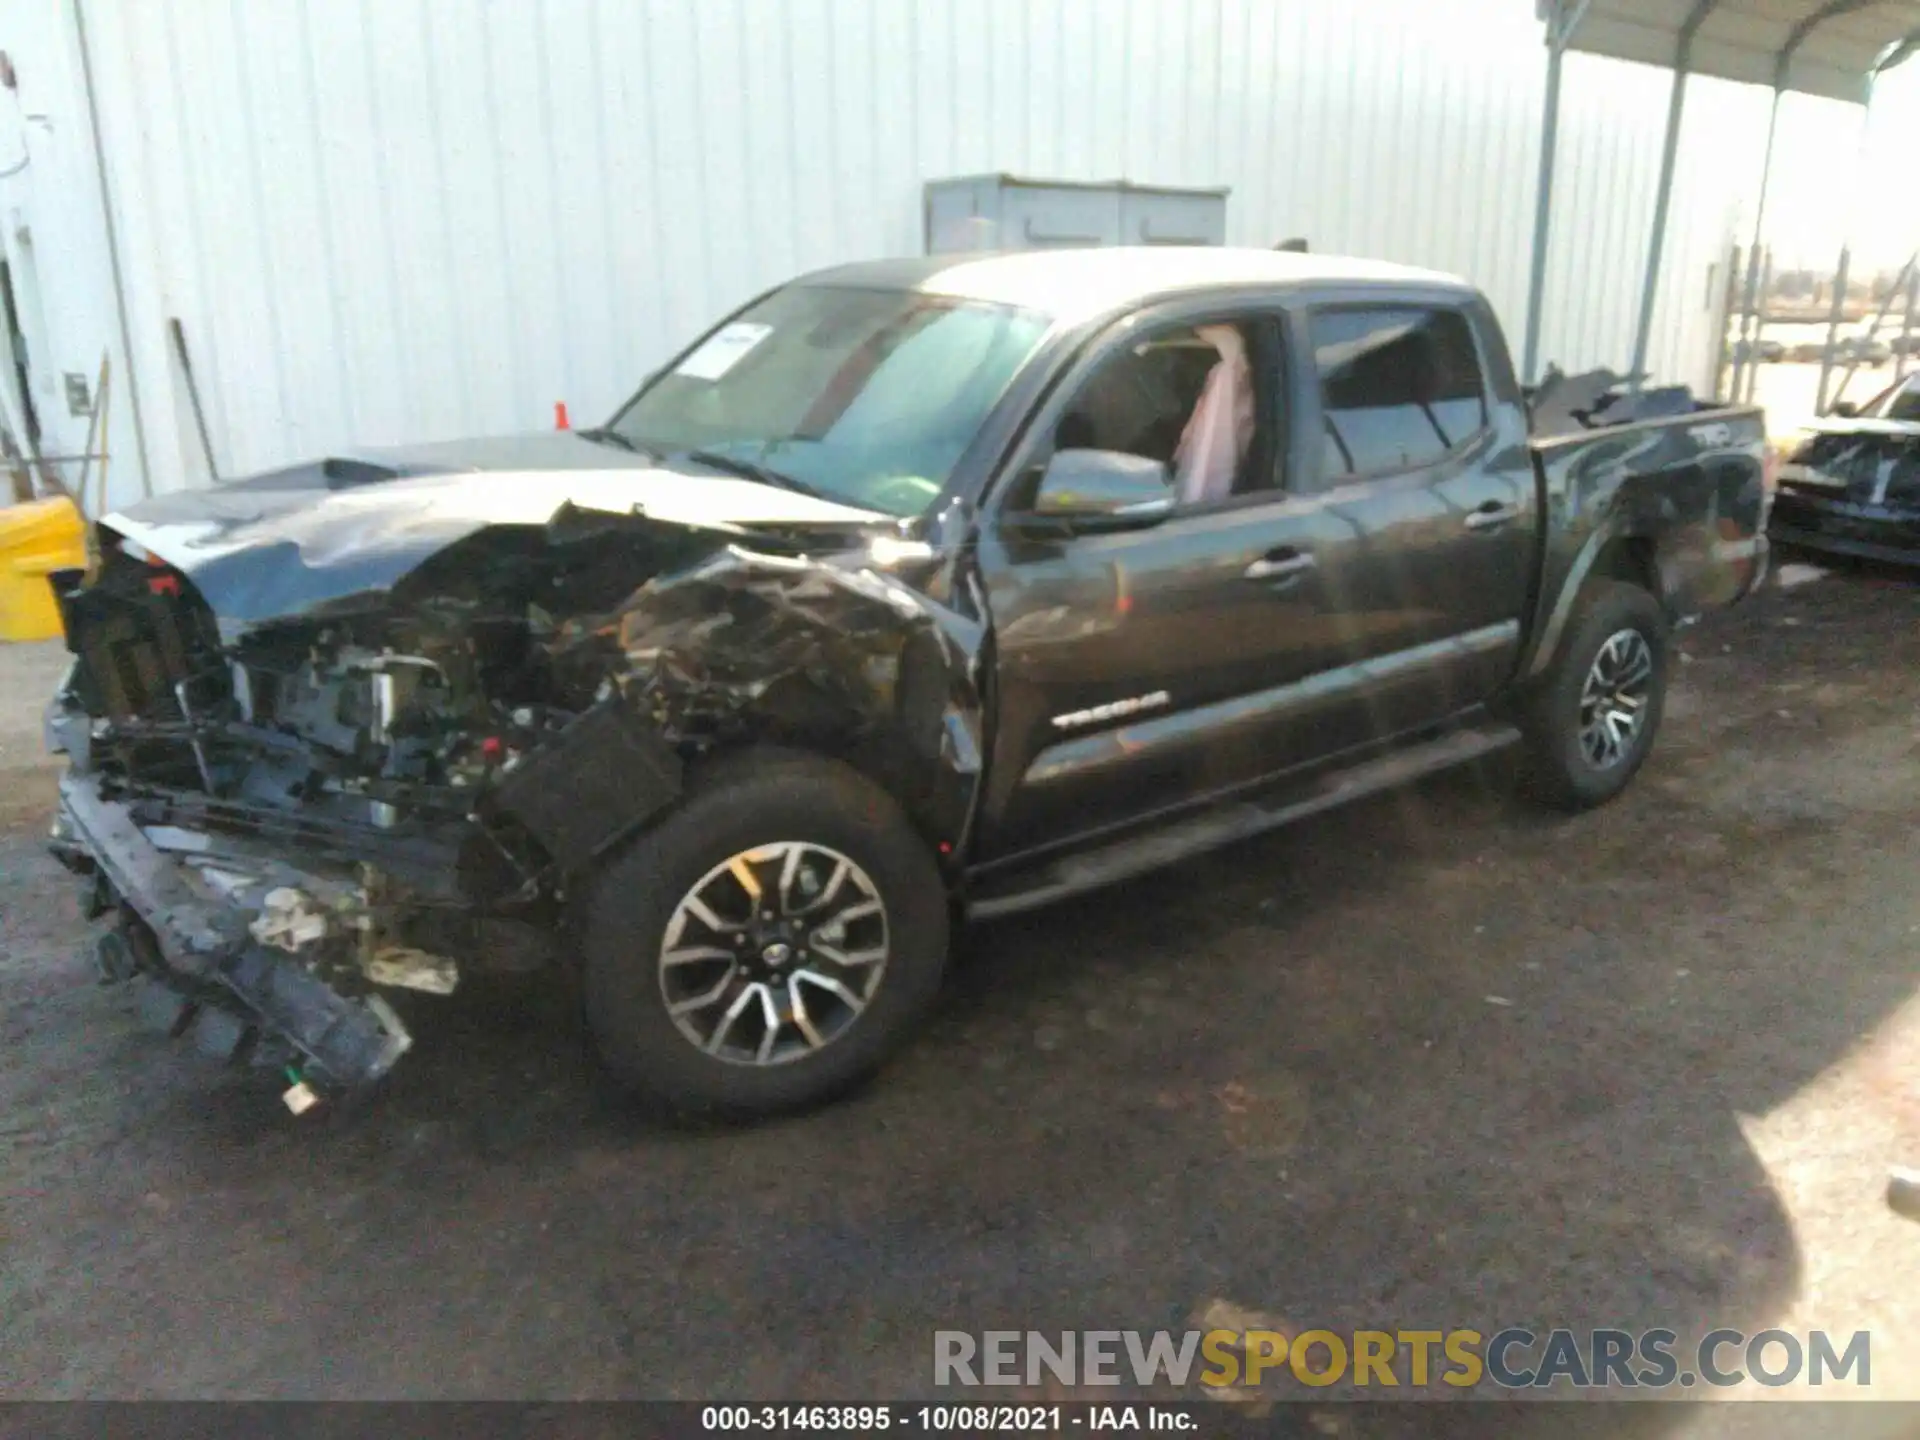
[605,284,1052,517]
[1865,374,1920,422]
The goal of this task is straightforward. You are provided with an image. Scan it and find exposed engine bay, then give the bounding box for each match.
[43,473,985,1111]
[1768,419,1920,567]
[1780,428,1920,507]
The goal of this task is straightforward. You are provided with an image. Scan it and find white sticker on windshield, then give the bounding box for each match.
[674,322,773,381]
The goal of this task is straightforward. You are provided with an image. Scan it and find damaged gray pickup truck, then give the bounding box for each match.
[44,248,1770,1118]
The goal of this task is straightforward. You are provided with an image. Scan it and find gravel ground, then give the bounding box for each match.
[5,567,1920,1437]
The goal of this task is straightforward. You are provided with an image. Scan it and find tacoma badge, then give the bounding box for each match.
[1051,691,1172,731]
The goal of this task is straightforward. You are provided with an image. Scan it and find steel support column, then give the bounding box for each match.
[1816,244,1857,414]
[1629,0,1719,396]
[1521,0,1592,386]
[1745,247,1776,404]
[1729,86,1783,404]
[1823,252,1914,411]
[1815,76,1880,415]
[1733,0,1882,405]
[1743,4,1889,407]
[72,0,152,498]
[1899,267,1918,382]
[1881,30,1920,386]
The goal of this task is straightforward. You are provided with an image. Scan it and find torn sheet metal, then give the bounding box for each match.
[534,536,989,851]
[250,887,331,952]
[48,439,991,1104]
[1527,366,1708,439]
[1769,417,1920,566]
[99,439,890,639]
[55,772,416,1094]
[363,947,459,995]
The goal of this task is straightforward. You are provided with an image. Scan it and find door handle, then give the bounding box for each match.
[1464,502,1520,532]
[1244,550,1316,582]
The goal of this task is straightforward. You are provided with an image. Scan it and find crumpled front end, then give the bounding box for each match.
[42,503,985,1112]
[41,527,569,1107]
[1768,426,1920,567]
[50,768,420,1100]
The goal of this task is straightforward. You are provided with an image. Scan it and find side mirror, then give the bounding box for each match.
[1830,400,1860,419]
[1016,449,1175,534]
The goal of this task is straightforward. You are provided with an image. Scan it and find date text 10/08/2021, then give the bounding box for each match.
[701,1408,1189,1432]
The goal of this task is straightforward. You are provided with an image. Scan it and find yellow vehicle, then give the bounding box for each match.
[0,494,87,642]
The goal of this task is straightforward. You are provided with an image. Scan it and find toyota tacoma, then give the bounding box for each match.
[43,248,1770,1118]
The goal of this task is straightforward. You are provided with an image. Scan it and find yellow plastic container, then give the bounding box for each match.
[0,496,89,642]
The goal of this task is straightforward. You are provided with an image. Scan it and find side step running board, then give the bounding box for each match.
[965,722,1520,921]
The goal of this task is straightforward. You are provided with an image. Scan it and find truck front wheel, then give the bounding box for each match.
[580,751,949,1117]
[1520,580,1670,811]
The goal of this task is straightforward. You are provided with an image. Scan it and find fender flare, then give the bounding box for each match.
[1521,520,1669,682]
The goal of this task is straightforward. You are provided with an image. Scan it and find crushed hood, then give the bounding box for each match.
[1798,416,1920,440]
[98,435,891,633]
[1781,418,1920,508]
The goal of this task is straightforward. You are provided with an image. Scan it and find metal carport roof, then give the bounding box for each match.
[1564,0,1920,103]
[1524,0,1920,398]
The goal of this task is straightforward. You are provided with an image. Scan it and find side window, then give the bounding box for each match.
[1311,307,1489,480]
[1049,319,1278,507]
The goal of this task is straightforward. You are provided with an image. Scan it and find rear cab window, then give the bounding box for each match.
[1309,306,1490,484]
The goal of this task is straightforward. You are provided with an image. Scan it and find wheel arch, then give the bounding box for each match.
[1521,522,1673,684]
[576,732,954,1114]
[676,658,979,879]
[497,543,990,892]
[1516,576,1669,811]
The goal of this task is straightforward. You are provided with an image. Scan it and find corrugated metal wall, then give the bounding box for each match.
[77,0,1765,498]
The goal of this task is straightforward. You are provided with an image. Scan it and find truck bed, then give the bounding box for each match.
[1518,396,1771,683]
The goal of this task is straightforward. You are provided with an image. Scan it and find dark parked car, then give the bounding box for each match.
[43,249,1771,1118]
[1770,372,1920,566]
[1785,337,1894,367]
[1727,337,1785,365]
[1836,336,1894,367]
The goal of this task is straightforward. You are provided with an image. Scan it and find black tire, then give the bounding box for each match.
[579,749,949,1118]
[1519,579,1669,811]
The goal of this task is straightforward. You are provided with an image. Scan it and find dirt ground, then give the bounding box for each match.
[7,565,1920,1437]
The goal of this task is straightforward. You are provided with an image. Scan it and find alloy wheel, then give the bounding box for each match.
[657,842,890,1066]
[1577,628,1655,770]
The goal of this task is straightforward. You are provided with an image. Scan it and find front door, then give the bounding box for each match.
[971,305,1353,861]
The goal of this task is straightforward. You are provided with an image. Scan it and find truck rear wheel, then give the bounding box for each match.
[1520,580,1670,811]
[580,750,949,1117]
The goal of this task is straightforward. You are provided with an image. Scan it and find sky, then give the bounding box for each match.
[1719,61,1920,274]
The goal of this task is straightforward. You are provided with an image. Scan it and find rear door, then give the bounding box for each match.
[1283,300,1538,737]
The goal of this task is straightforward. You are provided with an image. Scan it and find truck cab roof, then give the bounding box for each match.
[797,247,1475,326]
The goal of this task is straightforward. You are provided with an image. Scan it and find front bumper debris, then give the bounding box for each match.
[1768,491,1920,567]
[55,771,414,1104]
